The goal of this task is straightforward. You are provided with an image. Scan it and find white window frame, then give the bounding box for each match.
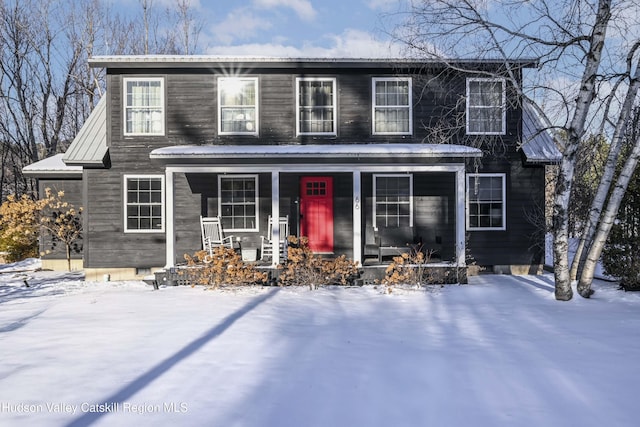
[218,174,259,232]
[466,78,506,135]
[372,77,413,135]
[373,174,414,230]
[218,77,259,136]
[123,77,165,136]
[123,174,165,233]
[296,77,337,136]
[466,173,506,231]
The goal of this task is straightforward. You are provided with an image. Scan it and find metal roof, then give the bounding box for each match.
[520,101,562,165]
[22,153,82,178]
[62,96,108,167]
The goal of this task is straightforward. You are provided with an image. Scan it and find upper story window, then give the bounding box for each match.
[466,78,506,135]
[373,174,413,229]
[218,77,258,135]
[372,77,412,135]
[124,175,164,233]
[467,173,506,231]
[219,175,258,232]
[123,77,164,136]
[296,77,337,136]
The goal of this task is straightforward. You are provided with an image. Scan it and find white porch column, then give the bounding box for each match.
[271,171,280,266]
[165,168,175,269]
[455,167,466,267]
[353,171,362,266]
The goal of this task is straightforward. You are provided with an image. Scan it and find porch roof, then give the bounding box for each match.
[22,153,82,178]
[149,143,482,162]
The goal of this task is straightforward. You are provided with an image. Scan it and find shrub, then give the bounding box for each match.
[602,156,640,290]
[182,248,268,288]
[382,247,450,288]
[0,194,42,262]
[0,189,83,268]
[602,230,640,290]
[278,236,360,289]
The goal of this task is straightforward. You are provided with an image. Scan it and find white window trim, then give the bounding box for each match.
[296,77,338,136]
[218,174,259,232]
[372,77,413,136]
[217,77,259,136]
[466,173,506,231]
[123,174,165,233]
[465,77,506,135]
[372,174,414,230]
[123,77,165,136]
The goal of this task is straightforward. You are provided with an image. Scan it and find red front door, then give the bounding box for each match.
[300,176,334,253]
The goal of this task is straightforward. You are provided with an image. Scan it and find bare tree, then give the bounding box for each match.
[386,0,640,300]
[175,0,202,55]
[0,0,203,201]
[0,0,94,197]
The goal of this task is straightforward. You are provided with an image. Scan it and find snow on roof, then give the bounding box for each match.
[22,153,82,177]
[520,102,563,164]
[150,143,483,160]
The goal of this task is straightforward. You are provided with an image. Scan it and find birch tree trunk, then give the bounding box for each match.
[570,58,640,283]
[578,132,640,297]
[552,0,612,300]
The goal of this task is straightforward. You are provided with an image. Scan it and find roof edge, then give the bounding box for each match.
[89,55,538,69]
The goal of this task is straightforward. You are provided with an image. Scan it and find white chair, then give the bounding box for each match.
[200,216,234,255]
[260,215,289,261]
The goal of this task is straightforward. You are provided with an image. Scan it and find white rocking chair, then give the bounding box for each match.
[260,215,289,261]
[200,216,234,255]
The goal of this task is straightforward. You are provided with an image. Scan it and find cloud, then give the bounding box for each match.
[206,28,403,58]
[253,0,317,21]
[211,8,273,45]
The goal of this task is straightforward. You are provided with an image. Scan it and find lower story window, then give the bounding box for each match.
[467,174,506,230]
[373,174,413,228]
[124,175,164,232]
[219,175,258,231]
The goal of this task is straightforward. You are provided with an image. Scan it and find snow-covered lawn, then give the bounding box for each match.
[1,260,639,427]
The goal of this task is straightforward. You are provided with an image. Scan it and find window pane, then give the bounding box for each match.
[298,79,335,133]
[125,177,163,231]
[219,79,257,133]
[375,175,412,229]
[467,79,504,134]
[125,79,163,134]
[219,176,258,230]
[374,79,411,134]
[468,175,504,229]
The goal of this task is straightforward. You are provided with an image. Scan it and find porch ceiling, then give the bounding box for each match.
[150,143,482,164]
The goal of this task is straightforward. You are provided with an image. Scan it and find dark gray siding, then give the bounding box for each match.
[467,160,545,267]
[38,179,83,260]
[83,63,544,269]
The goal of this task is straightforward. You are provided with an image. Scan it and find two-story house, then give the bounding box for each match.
[24,56,560,280]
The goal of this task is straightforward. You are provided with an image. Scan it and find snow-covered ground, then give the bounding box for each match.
[1,260,639,427]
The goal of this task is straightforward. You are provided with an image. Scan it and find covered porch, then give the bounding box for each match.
[150,144,482,271]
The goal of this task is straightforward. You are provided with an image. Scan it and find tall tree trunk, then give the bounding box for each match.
[553,162,576,300]
[570,57,640,281]
[552,0,612,300]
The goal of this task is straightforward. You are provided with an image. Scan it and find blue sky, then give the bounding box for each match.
[157,0,404,57]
